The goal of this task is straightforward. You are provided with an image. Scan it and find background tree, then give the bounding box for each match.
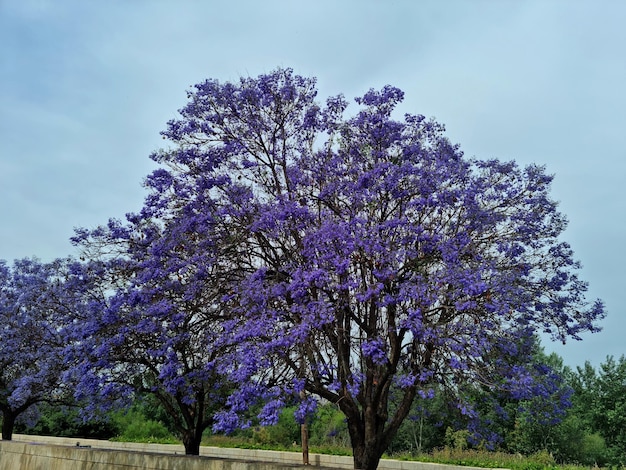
[387,383,450,455]
[566,356,626,466]
[77,68,604,469]
[591,356,626,463]
[0,258,83,440]
[71,207,264,455]
[384,336,576,458]
[466,342,574,456]
[15,400,119,440]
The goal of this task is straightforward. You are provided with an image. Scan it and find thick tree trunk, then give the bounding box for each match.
[349,430,385,470]
[352,444,385,470]
[181,430,201,455]
[1,411,16,441]
[178,394,207,455]
[340,384,418,469]
[344,412,384,470]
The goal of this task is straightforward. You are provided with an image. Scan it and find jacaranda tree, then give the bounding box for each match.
[456,335,574,453]
[78,68,604,469]
[0,258,84,441]
[70,211,260,455]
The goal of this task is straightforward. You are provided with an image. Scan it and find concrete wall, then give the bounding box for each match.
[0,440,309,470]
[1,435,505,470]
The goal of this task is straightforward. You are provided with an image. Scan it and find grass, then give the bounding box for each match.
[387,447,620,470]
[109,435,180,444]
[393,448,558,469]
[201,434,352,456]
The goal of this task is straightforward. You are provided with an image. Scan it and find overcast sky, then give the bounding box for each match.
[1,0,624,368]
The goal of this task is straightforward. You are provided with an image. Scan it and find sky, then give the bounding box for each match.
[1,0,624,369]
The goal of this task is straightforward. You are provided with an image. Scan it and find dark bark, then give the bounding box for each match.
[1,410,16,441]
[352,444,385,470]
[153,387,210,456]
[346,414,385,470]
[337,378,418,470]
[181,429,202,455]
[179,402,206,455]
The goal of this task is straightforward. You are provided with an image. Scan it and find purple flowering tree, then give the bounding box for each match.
[452,333,574,451]
[70,207,266,454]
[0,258,84,441]
[86,68,603,469]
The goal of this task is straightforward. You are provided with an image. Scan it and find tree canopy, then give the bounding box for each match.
[69,68,604,469]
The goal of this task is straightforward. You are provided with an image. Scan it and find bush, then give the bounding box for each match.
[308,403,349,447]
[14,403,119,440]
[444,427,470,450]
[110,408,175,443]
[262,406,300,445]
[577,432,608,467]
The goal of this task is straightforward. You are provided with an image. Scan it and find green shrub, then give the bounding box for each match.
[15,403,119,440]
[110,408,175,443]
[263,406,300,445]
[444,427,470,450]
[578,432,608,466]
[308,403,349,447]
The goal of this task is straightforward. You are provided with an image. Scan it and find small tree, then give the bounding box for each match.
[0,258,82,440]
[132,68,604,469]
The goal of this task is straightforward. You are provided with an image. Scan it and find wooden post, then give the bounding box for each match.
[300,390,309,465]
[301,422,310,465]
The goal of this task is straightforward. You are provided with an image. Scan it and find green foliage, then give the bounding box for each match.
[251,406,300,446]
[202,434,605,470]
[308,403,349,447]
[538,414,607,466]
[563,355,626,467]
[12,349,626,469]
[381,349,623,467]
[593,356,626,465]
[15,402,118,440]
[388,387,450,455]
[109,407,176,443]
[445,427,470,451]
[579,432,608,466]
[207,403,350,451]
[395,447,568,470]
[133,393,180,436]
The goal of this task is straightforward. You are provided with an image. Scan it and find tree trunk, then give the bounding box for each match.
[341,386,417,469]
[1,411,16,441]
[179,397,206,455]
[351,435,385,470]
[181,430,201,455]
[345,415,385,470]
